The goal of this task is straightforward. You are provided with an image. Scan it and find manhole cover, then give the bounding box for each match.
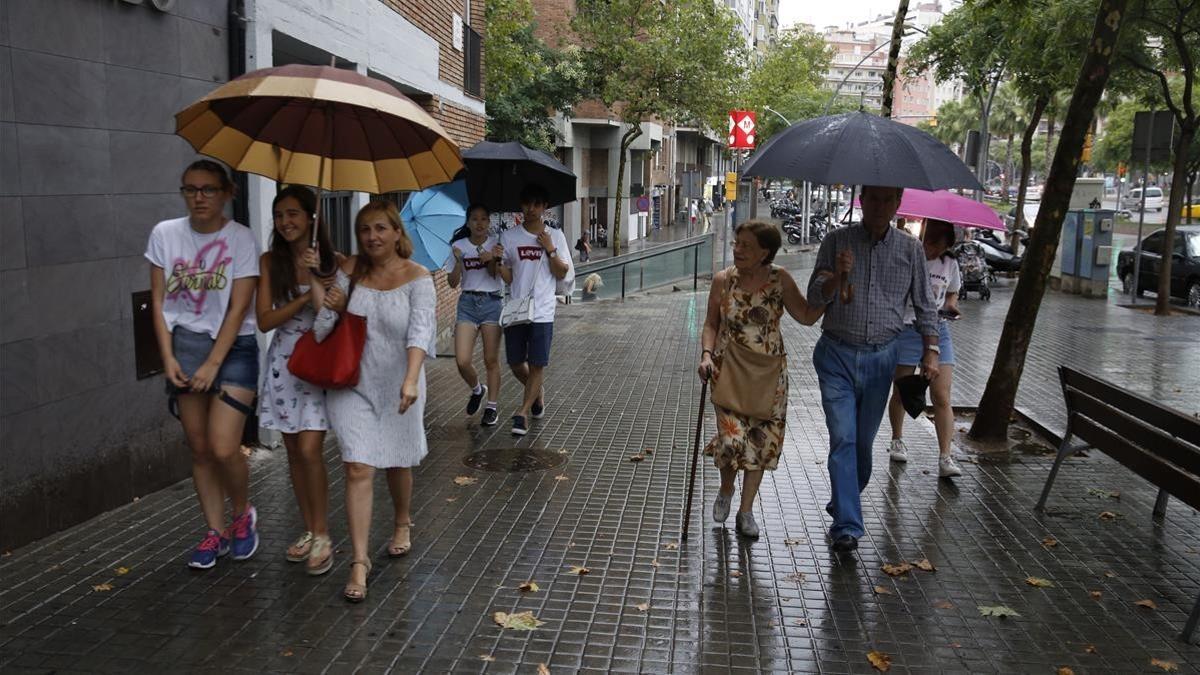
[462,447,567,472]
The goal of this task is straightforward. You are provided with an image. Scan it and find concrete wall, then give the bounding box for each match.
[0,0,230,550]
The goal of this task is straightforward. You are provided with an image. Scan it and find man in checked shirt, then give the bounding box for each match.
[807,185,940,553]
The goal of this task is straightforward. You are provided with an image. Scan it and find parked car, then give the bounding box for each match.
[1117,224,1200,307]
[1121,186,1165,212]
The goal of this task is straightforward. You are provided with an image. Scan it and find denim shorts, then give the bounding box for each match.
[170,327,260,392]
[505,322,554,367]
[456,291,503,326]
[895,322,955,367]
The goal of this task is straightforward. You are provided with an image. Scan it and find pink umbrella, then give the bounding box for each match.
[855,189,1005,231]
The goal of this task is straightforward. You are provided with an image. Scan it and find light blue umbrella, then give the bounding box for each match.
[401,179,468,271]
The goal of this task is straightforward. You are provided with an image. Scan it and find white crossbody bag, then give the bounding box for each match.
[500,292,535,327]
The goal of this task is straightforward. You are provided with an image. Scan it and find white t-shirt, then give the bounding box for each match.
[443,236,503,293]
[144,217,260,338]
[501,225,572,323]
[906,254,961,323]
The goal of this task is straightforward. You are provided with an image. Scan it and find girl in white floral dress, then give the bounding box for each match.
[256,186,343,575]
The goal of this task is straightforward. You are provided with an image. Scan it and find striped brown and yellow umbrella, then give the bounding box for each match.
[174,64,463,196]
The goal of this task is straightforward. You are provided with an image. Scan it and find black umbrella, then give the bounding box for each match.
[462,141,577,212]
[741,112,982,191]
[895,374,930,419]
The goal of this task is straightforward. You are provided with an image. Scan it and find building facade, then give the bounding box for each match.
[752,0,780,60]
[0,0,485,551]
[821,28,888,111]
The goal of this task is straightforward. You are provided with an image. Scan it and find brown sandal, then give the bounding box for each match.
[388,522,414,557]
[343,560,371,603]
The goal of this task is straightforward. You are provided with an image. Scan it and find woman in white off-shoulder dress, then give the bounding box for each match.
[310,200,437,603]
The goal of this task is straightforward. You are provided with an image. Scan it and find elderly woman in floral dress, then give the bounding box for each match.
[697,221,824,538]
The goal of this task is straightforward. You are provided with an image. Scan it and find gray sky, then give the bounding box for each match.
[778,0,893,31]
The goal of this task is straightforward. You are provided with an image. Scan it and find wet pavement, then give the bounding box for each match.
[1,252,1198,674]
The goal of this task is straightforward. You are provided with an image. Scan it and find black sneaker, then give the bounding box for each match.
[481,407,499,426]
[530,395,545,419]
[830,535,858,552]
[511,415,528,436]
[466,385,487,415]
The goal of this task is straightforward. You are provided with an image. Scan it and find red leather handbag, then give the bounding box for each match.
[288,283,367,389]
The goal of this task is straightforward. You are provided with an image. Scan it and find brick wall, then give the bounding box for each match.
[383,0,485,97]
[428,98,487,149]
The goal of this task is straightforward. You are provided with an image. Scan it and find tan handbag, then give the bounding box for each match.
[711,340,785,420]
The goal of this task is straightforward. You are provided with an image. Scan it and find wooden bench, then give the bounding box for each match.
[1036,366,1200,642]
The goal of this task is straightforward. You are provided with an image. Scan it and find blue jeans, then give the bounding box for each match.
[812,333,899,539]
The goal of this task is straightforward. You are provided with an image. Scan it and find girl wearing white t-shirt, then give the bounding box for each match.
[145,160,261,570]
[886,219,963,479]
[444,204,503,426]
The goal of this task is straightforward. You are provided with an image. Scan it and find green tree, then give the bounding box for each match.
[573,0,745,254]
[741,27,838,144]
[971,0,1131,442]
[989,82,1028,204]
[484,0,586,151]
[1121,0,1200,314]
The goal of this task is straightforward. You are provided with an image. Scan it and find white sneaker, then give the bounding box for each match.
[888,439,909,462]
[938,455,963,478]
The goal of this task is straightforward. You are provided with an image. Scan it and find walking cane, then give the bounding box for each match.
[681,376,709,542]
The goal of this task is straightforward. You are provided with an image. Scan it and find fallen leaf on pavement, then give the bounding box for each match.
[1103,571,1116,578]
[554,474,569,481]
[280,649,293,657]
[873,585,892,595]
[1150,658,1179,672]
[1098,511,1118,520]
[566,566,590,575]
[794,618,807,626]
[114,567,130,575]
[493,611,545,630]
[912,559,936,572]
[1025,576,1055,588]
[949,642,962,648]
[784,538,804,547]
[882,562,913,577]
[978,605,1020,618]
[1042,537,1059,548]
[663,542,679,551]
[519,581,539,592]
[538,663,551,675]
[1057,667,1074,675]
[479,654,496,662]
[932,600,954,609]
[786,572,805,583]
[635,602,649,612]
[730,570,743,578]
[446,497,458,503]
[866,650,891,672]
[1089,590,1102,600]
[1135,599,1158,610]
[453,476,478,486]
[629,454,645,462]
[650,559,661,568]
[643,447,654,455]
[92,583,113,592]
[1084,645,1097,654]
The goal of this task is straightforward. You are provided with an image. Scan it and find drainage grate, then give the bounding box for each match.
[462,447,567,472]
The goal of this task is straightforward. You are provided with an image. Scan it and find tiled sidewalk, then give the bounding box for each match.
[1,259,1198,674]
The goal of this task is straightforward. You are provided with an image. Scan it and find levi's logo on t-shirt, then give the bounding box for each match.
[517,246,543,261]
[463,257,487,270]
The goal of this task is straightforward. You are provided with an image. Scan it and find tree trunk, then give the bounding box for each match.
[611,123,643,256]
[969,0,1128,442]
[880,0,910,118]
[1155,122,1196,315]
[1015,96,1049,236]
[1044,104,1056,178]
[1002,134,1014,204]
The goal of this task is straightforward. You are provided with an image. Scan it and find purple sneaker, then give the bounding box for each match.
[229,505,259,561]
[189,530,227,569]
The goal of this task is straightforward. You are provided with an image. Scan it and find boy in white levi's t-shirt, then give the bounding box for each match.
[497,184,573,436]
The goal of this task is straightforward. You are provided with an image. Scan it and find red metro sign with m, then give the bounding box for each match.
[728,110,756,149]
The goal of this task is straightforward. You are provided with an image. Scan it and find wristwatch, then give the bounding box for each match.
[925,344,941,354]
[546,248,558,258]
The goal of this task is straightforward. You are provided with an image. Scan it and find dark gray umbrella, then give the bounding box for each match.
[462,141,577,212]
[741,112,981,191]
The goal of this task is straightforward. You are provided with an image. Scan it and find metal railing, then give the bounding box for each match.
[571,233,714,302]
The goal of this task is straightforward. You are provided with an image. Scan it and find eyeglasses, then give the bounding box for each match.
[180,185,223,198]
